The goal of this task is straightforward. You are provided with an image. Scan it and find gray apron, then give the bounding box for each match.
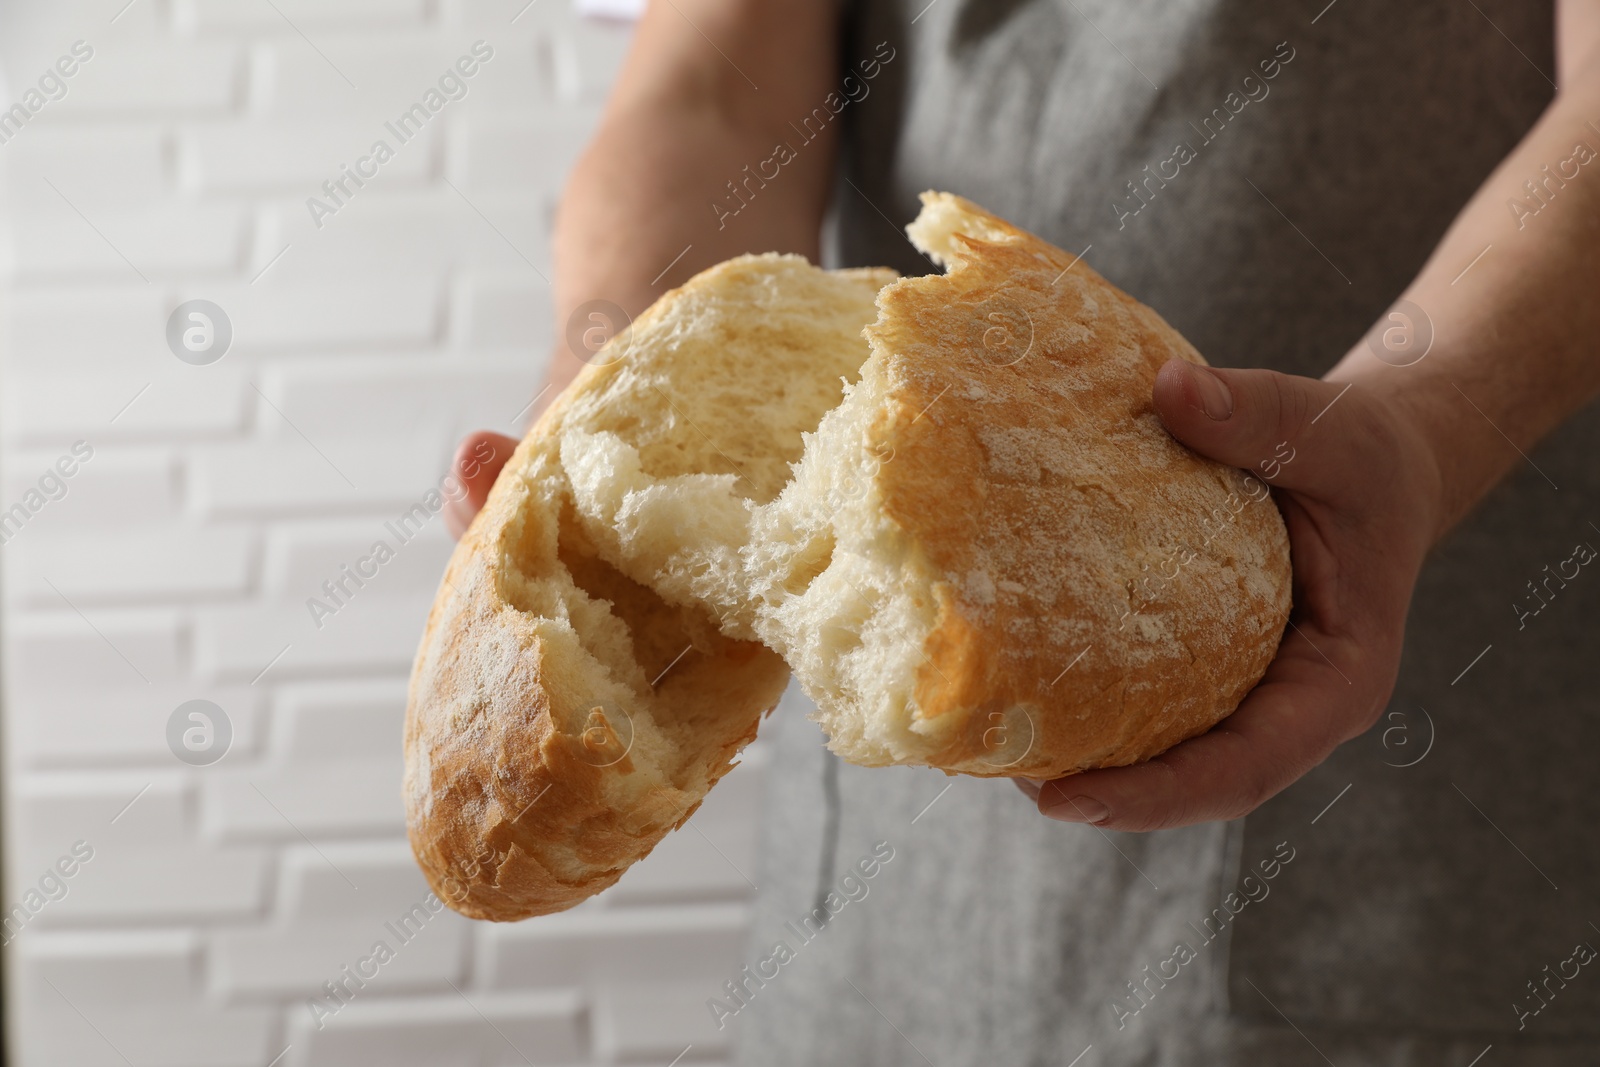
[736,2,1600,1064]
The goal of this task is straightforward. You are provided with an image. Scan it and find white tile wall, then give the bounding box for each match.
[0,3,758,1064]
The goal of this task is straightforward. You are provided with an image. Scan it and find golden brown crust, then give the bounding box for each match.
[402,417,788,920]
[868,193,1291,778]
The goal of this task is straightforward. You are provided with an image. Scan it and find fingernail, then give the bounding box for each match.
[1188,364,1234,421]
[1041,794,1110,824]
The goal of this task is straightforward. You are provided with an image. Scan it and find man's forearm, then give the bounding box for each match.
[1330,37,1600,540]
[549,0,840,392]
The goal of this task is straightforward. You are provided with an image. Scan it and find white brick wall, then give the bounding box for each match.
[0,3,755,1063]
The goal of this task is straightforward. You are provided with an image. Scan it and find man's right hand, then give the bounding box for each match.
[445,348,589,541]
[445,430,519,540]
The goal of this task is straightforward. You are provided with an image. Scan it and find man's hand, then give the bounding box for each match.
[444,430,519,540]
[1017,359,1444,831]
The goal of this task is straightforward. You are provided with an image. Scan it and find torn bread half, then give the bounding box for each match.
[404,256,894,920]
[405,192,1291,920]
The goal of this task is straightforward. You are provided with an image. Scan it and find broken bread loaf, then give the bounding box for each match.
[405,192,1291,920]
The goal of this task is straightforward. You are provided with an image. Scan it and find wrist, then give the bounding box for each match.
[1328,361,1453,549]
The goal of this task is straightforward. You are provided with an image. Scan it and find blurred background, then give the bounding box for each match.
[0,1,774,1063]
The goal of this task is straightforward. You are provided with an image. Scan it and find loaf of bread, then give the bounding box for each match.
[405,193,1291,920]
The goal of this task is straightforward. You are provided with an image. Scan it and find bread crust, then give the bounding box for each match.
[864,193,1291,777]
[402,416,789,920]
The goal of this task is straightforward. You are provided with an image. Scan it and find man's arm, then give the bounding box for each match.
[549,0,842,394]
[1558,0,1600,88]
[1331,0,1600,537]
[445,0,839,535]
[1029,2,1600,830]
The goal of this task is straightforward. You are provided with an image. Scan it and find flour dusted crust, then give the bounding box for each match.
[405,194,1291,921]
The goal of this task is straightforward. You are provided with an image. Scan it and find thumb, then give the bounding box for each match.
[444,431,518,541]
[1152,359,1354,496]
